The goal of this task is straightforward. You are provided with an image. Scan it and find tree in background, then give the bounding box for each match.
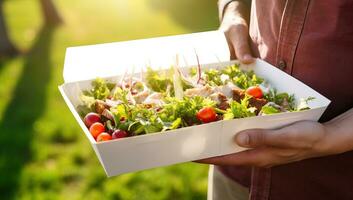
[0,1,19,58]
[0,0,62,58]
[39,0,63,25]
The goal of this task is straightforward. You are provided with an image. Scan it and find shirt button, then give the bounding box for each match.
[278,60,287,70]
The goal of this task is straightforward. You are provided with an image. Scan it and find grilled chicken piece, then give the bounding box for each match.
[218,93,230,110]
[232,89,268,114]
[185,82,240,99]
[184,83,237,110]
[143,92,164,106]
[249,98,268,114]
[105,99,122,107]
[95,100,110,114]
[133,90,149,104]
[214,82,241,98]
[232,89,246,102]
[210,92,230,110]
[184,85,214,98]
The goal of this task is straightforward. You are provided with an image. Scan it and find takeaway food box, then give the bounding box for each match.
[59,31,330,177]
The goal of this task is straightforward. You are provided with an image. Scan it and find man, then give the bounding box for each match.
[199,1,353,199]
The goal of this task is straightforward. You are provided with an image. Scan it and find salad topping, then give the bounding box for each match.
[77,63,314,142]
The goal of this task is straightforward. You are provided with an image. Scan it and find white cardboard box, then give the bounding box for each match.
[59,31,330,177]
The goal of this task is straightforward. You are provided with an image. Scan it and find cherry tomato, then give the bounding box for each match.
[89,122,105,139]
[96,132,112,142]
[246,86,263,98]
[196,107,217,123]
[112,130,128,139]
[84,112,101,128]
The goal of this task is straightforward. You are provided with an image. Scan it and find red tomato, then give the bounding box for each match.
[96,132,112,142]
[246,86,263,98]
[89,122,105,139]
[196,107,217,123]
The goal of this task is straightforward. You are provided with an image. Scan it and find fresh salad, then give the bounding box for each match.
[77,63,314,142]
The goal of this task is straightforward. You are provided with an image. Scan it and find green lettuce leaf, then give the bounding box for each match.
[224,96,256,120]
[261,105,280,115]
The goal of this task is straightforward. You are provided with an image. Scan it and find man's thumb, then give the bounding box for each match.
[234,129,269,147]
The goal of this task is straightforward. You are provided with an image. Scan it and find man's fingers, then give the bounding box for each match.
[219,1,254,63]
[196,147,279,167]
[235,128,294,148]
[234,122,317,149]
[227,24,254,64]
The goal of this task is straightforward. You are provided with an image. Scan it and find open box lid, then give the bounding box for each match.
[63,31,230,83]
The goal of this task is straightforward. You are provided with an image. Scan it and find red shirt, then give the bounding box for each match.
[218,0,353,199]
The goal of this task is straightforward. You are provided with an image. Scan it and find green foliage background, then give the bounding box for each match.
[0,0,219,199]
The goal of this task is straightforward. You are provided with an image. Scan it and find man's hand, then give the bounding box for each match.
[198,121,337,168]
[220,1,254,64]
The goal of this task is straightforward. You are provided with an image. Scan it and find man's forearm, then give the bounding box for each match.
[218,0,254,63]
[324,108,353,154]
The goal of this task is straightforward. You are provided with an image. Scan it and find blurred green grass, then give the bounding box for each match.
[0,0,219,199]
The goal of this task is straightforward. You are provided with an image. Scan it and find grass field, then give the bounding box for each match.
[0,0,219,199]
